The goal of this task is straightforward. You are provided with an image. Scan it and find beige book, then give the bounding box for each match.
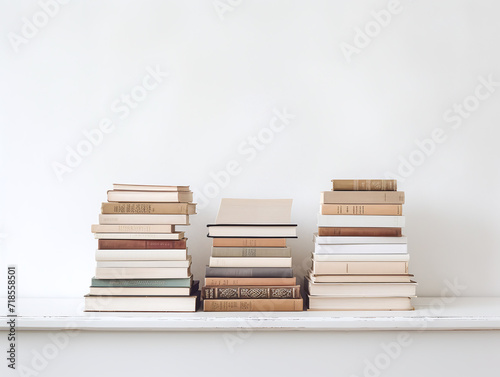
[312,261,408,275]
[215,198,293,224]
[95,267,191,279]
[94,232,184,240]
[321,204,402,215]
[308,272,413,283]
[101,202,196,214]
[307,296,413,311]
[331,179,397,191]
[99,214,189,225]
[209,257,292,268]
[113,184,190,191]
[321,191,405,204]
[91,224,175,233]
[107,190,193,203]
[95,249,188,261]
[306,279,417,297]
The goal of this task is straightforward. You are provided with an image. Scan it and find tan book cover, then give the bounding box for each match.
[321,191,405,204]
[99,214,189,225]
[98,238,187,249]
[91,224,176,233]
[321,204,402,216]
[209,257,292,268]
[112,183,190,192]
[203,297,303,311]
[318,227,402,237]
[312,261,408,275]
[331,179,397,191]
[212,238,287,247]
[204,277,297,286]
[211,247,291,257]
[107,190,193,203]
[215,198,293,224]
[101,202,196,215]
[94,232,184,240]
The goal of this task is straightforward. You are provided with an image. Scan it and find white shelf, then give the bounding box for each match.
[1,297,500,331]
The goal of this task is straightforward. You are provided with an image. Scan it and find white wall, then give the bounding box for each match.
[1,0,499,298]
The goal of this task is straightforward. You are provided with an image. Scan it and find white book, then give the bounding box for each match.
[107,190,193,203]
[312,253,409,262]
[207,225,296,238]
[95,249,188,261]
[88,286,192,296]
[91,224,175,233]
[95,267,191,279]
[314,243,408,255]
[209,257,292,268]
[94,232,184,240]
[99,214,189,225]
[96,257,191,268]
[313,233,407,244]
[317,215,405,228]
[215,198,293,224]
[85,295,197,312]
[307,296,413,311]
[306,280,417,297]
[112,183,190,192]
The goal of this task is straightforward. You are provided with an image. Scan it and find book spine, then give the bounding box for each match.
[99,214,189,225]
[95,267,191,279]
[317,227,402,237]
[331,179,397,191]
[95,249,187,261]
[94,232,184,240]
[211,247,291,257]
[205,267,293,278]
[90,277,192,287]
[212,238,287,247]
[209,257,292,268]
[317,215,405,227]
[321,191,405,204]
[202,286,299,299]
[204,277,297,286]
[98,239,187,249]
[320,204,402,216]
[91,224,175,233]
[107,191,193,203]
[203,298,303,312]
[312,261,408,275]
[101,202,195,214]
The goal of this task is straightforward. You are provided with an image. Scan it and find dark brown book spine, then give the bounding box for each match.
[202,286,300,299]
[317,227,402,237]
[98,238,187,249]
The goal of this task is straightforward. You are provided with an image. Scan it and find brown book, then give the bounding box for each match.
[212,238,287,247]
[321,204,402,216]
[101,202,196,215]
[204,277,297,286]
[98,238,187,250]
[331,179,397,191]
[203,297,303,312]
[312,261,408,275]
[321,191,405,204]
[318,227,402,237]
[202,285,300,299]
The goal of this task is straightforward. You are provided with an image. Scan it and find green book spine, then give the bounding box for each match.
[91,277,192,288]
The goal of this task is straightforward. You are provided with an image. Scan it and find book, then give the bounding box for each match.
[308,272,413,283]
[204,277,297,286]
[96,257,192,268]
[318,227,402,237]
[107,190,193,203]
[314,243,408,255]
[212,238,287,247]
[331,179,397,191]
[112,184,190,192]
[99,214,189,225]
[203,297,303,312]
[312,261,408,275]
[211,247,291,257]
[94,232,185,240]
[85,295,198,312]
[306,279,417,297]
[205,266,294,278]
[101,202,196,214]
[312,254,409,262]
[207,225,297,238]
[209,257,292,268]
[321,191,405,204]
[98,239,187,249]
[89,281,199,296]
[91,277,193,288]
[317,215,405,228]
[202,285,300,299]
[307,296,413,311]
[321,204,402,216]
[95,267,191,279]
[314,234,407,244]
[215,198,293,224]
[91,224,175,233]
[95,249,188,261]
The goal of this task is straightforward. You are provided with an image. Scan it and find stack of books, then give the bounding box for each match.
[306,179,416,311]
[202,198,303,312]
[84,183,199,312]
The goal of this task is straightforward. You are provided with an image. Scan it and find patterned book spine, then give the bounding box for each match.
[101,202,195,214]
[320,205,402,216]
[331,179,397,191]
[202,286,299,299]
